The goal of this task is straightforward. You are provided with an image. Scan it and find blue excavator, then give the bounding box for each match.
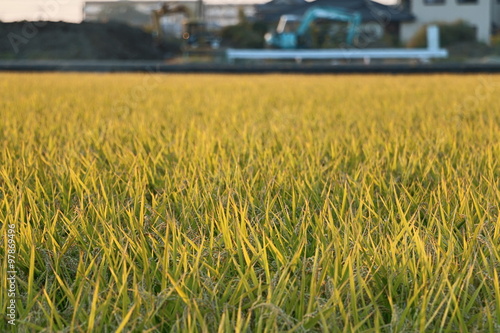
[265,6,362,49]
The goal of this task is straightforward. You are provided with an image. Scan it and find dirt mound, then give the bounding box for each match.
[0,21,163,60]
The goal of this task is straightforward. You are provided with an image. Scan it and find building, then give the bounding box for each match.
[83,1,202,38]
[83,1,256,39]
[83,1,257,32]
[255,0,308,23]
[205,4,256,28]
[400,0,500,44]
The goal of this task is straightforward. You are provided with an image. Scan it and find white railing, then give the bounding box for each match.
[227,25,448,62]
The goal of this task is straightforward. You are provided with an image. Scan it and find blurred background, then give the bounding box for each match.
[1,0,499,63]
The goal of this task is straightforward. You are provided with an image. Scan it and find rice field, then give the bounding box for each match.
[1,73,499,332]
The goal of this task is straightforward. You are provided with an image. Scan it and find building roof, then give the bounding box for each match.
[256,0,414,23]
[255,0,307,22]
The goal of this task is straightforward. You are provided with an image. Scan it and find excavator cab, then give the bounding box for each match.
[265,15,302,49]
[183,21,220,48]
[276,15,301,33]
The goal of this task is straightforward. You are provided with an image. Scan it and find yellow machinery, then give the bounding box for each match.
[151,1,219,51]
[151,3,190,43]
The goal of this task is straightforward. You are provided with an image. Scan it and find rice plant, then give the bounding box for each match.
[0,73,499,332]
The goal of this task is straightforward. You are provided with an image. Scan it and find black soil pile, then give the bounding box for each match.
[0,21,163,60]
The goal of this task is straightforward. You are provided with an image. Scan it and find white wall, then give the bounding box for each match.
[204,4,255,27]
[401,0,492,44]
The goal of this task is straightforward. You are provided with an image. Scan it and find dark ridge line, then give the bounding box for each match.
[1,61,500,74]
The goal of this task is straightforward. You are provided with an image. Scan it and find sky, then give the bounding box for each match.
[0,0,397,23]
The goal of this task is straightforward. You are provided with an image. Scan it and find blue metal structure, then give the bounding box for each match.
[265,6,362,49]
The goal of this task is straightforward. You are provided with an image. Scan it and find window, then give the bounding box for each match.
[424,0,445,4]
